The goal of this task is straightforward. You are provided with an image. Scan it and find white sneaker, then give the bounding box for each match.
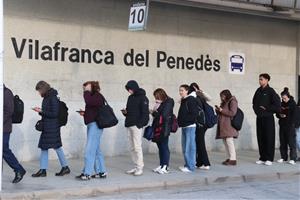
[256,160,265,165]
[199,166,210,170]
[157,165,169,174]
[153,166,161,173]
[133,169,143,176]
[288,160,296,165]
[277,159,284,163]
[264,161,273,166]
[126,168,137,174]
[179,166,192,173]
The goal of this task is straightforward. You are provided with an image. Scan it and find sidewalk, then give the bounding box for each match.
[1,150,299,200]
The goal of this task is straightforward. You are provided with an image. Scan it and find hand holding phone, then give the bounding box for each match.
[76,109,85,116]
[121,109,127,115]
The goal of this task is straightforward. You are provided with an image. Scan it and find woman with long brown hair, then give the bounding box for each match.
[215,89,238,166]
[151,88,174,174]
[76,81,107,180]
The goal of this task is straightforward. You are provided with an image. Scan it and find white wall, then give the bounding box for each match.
[3,0,298,161]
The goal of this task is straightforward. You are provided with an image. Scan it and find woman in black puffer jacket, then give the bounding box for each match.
[151,88,174,174]
[32,81,70,177]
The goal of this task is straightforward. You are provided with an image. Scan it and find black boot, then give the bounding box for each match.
[32,169,47,177]
[12,170,26,183]
[55,166,71,176]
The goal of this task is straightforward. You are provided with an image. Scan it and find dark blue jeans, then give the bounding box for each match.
[3,133,25,173]
[156,136,170,167]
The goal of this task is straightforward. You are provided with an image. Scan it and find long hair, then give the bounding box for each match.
[220,89,232,102]
[189,82,200,94]
[281,87,291,98]
[35,81,51,97]
[83,81,100,94]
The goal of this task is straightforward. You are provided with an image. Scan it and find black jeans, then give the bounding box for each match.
[279,123,297,161]
[3,133,25,173]
[195,126,210,167]
[256,116,275,162]
[156,136,170,166]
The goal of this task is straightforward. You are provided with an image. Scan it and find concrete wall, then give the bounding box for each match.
[3,0,298,161]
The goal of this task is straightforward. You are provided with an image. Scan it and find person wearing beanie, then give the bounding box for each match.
[122,80,149,176]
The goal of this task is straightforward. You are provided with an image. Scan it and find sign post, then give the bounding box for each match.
[0,0,4,191]
[128,0,149,31]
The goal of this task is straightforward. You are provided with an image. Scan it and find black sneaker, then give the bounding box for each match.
[91,172,107,179]
[55,166,71,176]
[75,173,84,179]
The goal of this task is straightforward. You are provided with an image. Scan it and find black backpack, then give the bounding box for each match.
[229,100,244,131]
[58,100,68,127]
[186,100,206,127]
[12,95,24,124]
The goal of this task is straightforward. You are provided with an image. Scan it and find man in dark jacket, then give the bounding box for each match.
[252,73,281,166]
[122,80,149,176]
[3,85,26,183]
[296,100,300,161]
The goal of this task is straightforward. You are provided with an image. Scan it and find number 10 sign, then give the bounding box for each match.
[128,1,149,31]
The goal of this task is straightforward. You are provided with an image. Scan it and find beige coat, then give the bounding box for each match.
[216,96,239,139]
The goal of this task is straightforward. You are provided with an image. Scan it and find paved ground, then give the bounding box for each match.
[76,178,300,200]
[1,150,299,200]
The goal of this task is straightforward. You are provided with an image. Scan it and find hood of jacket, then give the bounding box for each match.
[45,88,58,97]
[125,80,140,92]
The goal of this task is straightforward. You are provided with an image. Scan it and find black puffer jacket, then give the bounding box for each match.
[38,88,62,150]
[125,81,149,128]
[252,85,281,117]
[276,97,297,126]
[177,95,198,127]
[3,86,14,133]
[152,98,174,142]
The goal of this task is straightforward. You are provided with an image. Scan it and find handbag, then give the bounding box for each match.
[143,126,154,141]
[170,114,178,133]
[96,97,118,129]
[35,120,43,132]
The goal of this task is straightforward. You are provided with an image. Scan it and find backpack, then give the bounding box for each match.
[185,101,206,127]
[229,100,244,131]
[202,101,218,129]
[58,100,68,127]
[12,95,24,124]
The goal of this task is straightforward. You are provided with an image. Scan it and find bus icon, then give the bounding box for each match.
[230,55,244,72]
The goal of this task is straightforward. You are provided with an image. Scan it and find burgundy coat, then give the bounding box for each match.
[84,91,104,125]
[216,96,239,139]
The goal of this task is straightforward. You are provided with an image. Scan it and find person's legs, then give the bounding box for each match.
[160,137,170,167]
[55,147,68,167]
[296,128,300,152]
[264,116,275,162]
[226,137,236,161]
[184,127,196,171]
[181,128,187,167]
[40,150,49,170]
[83,122,99,176]
[195,126,201,166]
[288,126,297,161]
[95,128,106,173]
[256,117,265,161]
[279,126,288,161]
[156,142,163,166]
[129,126,144,170]
[223,138,230,159]
[2,133,25,173]
[198,127,210,166]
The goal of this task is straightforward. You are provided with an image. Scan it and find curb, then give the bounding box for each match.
[1,171,299,200]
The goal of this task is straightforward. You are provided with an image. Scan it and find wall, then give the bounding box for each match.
[3,0,298,161]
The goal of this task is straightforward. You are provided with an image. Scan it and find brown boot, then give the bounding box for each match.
[227,160,237,166]
[222,159,230,165]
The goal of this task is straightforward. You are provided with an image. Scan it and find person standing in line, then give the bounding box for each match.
[151,88,174,174]
[276,88,297,165]
[295,99,300,161]
[32,81,70,177]
[76,81,107,180]
[252,73,281,166]
[189,83,211,170]
[177,84,198,173]
[215,90,238,166]
[122,80,149,176]
[3,84,26,183]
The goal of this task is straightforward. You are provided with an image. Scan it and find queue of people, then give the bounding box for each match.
[3,73,300,183]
